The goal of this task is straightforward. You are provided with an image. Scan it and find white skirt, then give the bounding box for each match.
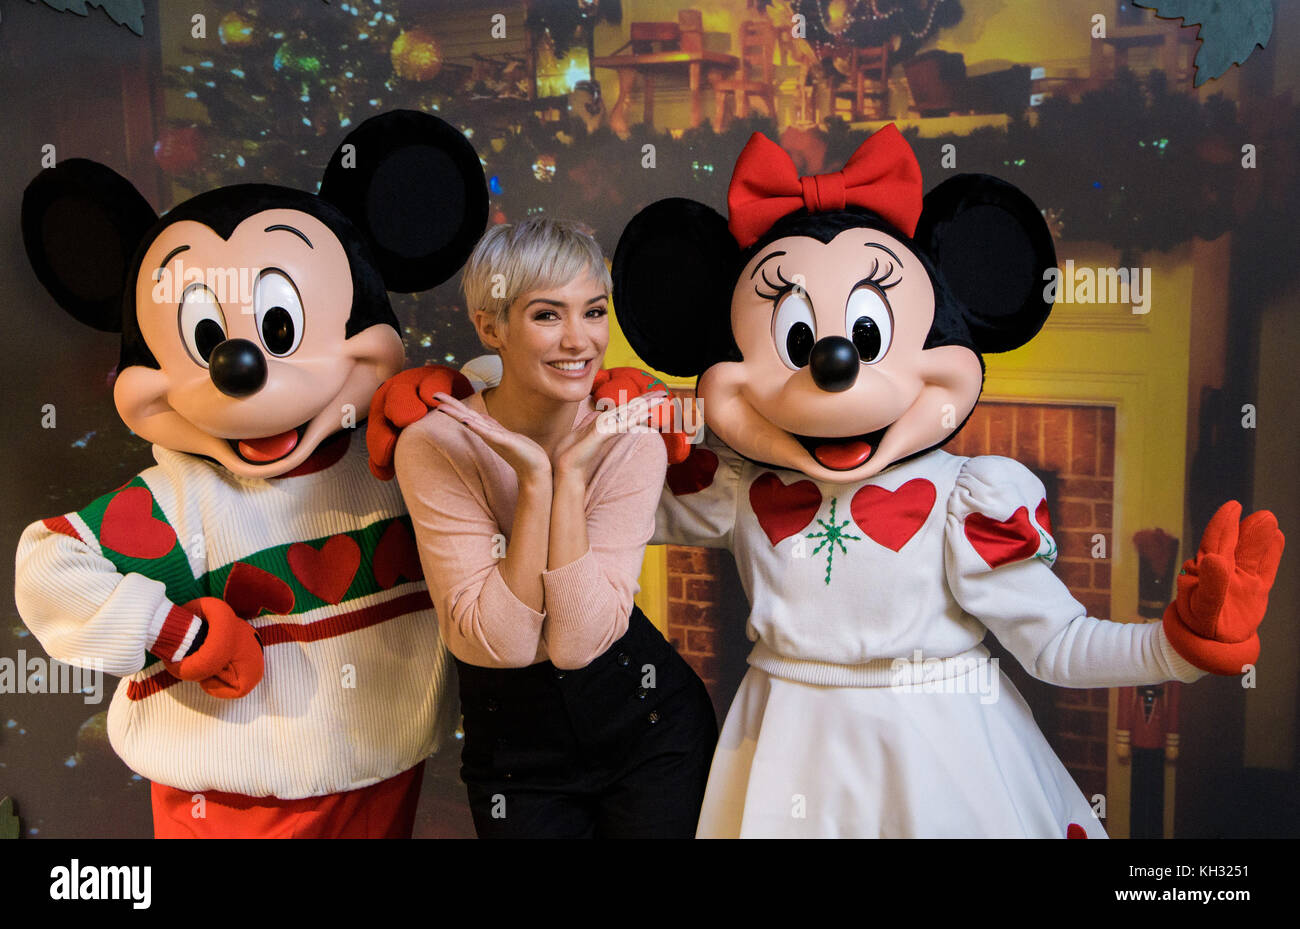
[696,661,1107,838]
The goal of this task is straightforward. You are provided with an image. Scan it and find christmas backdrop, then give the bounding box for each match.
[1,0,1297,840]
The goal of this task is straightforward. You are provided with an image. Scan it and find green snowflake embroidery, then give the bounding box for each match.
[805,498,861,584]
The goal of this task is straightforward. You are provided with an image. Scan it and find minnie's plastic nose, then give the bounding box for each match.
[809,336,859,393]
[208,339,267,398]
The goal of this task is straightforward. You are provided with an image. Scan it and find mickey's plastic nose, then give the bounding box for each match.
[809,336,859,393]
[208,339,267,398]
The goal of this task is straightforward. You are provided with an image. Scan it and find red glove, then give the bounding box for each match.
[367,365,474,480]
[592,367,691,464]
[163,597,265,699]
[1162,501,1285,675]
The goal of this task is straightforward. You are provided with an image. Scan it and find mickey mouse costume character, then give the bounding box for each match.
[14,110,486,838]
[600,125,1286,837]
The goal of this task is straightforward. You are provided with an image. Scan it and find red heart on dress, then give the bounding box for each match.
[749,472,822,546]
[99,487,177,559]
[850,479,936,552]
[288,535,361,605]
[667,447,719,496]
[1066,822,1088,839]
[964,505,1042,569]
[373,520,424,589]
[223,561,296,619]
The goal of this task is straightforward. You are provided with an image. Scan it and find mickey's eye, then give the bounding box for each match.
[772,291,816,370]
[179,284,227,367]
[254,270,304,356]
[845,286,893,364]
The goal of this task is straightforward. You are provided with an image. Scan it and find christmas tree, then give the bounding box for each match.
[159,2,499,365]
[159,2,455,191]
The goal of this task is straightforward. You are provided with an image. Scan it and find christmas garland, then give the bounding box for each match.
[790,0,963,58]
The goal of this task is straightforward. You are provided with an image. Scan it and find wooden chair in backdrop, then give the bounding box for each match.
[596,9,737,134]
[832,43,890,121]
[712,19,778,130]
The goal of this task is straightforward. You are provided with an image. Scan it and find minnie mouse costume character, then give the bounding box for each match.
[604,126,1285,837]
[14,110,485,837]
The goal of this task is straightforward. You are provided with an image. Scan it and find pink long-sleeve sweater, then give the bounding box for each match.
[392,393,667,670]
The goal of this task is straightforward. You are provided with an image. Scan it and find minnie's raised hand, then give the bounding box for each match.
[1163,501,1285,675]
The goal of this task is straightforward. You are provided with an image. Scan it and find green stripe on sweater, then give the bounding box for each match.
[204,517,412,614]
[72,482,417,666]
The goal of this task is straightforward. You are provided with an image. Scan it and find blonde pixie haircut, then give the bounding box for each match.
[462,217,612,343]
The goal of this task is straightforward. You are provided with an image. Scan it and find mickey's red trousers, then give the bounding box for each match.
[150,761,424,838]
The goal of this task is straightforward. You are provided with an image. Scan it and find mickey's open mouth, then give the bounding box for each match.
[793,426,888,471]
[228,423,310,465]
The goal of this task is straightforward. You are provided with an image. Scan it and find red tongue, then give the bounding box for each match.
[813,440,873,470]
[237,429,299,463]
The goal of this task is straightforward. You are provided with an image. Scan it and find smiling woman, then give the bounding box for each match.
[392,218,718,839]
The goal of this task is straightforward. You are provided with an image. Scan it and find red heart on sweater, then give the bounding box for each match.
[965,505,1042,569]
[850,479,936,552]
[373,520,424,589]
[99,487,177,559]
[667,447,719,496]
[223,561,295,619]
[1066,822,1088,839]
[288,535,361,605]
[749,472,822,546]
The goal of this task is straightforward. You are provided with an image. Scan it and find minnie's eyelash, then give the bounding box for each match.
[863,256,902,290]
[753,257,901,302]
[755,264,796,301]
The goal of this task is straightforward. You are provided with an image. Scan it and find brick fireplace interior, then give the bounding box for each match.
[664,400,1118,804]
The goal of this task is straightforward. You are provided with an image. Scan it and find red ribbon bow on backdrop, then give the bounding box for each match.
[726,124,924,248]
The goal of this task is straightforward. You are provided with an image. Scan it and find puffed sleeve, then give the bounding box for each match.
[651,428,746,549]
[945,455,1204,687]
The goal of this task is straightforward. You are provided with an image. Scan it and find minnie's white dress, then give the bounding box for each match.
[653,430,1203,838]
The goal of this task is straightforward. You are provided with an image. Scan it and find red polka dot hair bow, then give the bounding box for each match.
[726,124,924,248]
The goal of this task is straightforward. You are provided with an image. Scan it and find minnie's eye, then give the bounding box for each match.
[254,270,304,356]
[179,284,227,367]
[772,291,816,370]
[845,286,893,364]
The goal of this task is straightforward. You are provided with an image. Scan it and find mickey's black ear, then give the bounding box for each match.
[22,158,158,333]
[914,174,1056,354]
[612,198,739,377]
[319,109,487,293]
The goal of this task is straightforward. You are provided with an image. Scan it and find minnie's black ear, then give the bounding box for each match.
[22,159,158,333]
[915,174,1056,354]
[611,198,740,377]
[319,109,487,293]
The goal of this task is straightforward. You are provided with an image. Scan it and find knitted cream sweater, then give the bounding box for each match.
[15,433,450,799]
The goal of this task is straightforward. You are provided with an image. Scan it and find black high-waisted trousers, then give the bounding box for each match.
[454,606,718,838]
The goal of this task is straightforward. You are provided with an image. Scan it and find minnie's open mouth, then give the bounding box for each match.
[793,426,888,471]
[228,423,310,465]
